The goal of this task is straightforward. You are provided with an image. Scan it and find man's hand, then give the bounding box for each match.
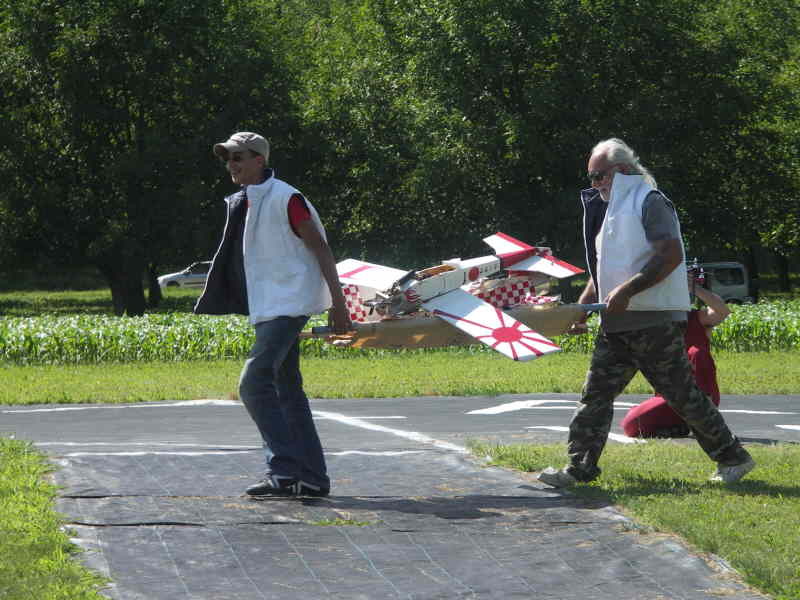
[604,283,632,314]
[570,279,598,331]
[567,322,589,335]
[328,303,353,335]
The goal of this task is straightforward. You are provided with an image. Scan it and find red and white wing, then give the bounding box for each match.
[336,259,408,291]
[483,231,534,254]
[483,231,583,278]
[506,253,584,279]
[422,289,560,362]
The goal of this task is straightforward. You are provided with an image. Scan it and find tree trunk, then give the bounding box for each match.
[746,246,760,303]
[97,254,147,316]
[776,252,791,292]
[124,272,147,316]
[98,263,126,315]
[147,263,162,308]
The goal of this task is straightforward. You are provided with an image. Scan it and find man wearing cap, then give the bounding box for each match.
[196,131,351,497]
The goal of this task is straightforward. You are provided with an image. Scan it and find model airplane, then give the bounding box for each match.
[326,232,591,362]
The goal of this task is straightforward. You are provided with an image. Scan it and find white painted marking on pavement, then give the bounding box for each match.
[3,402,409,424]
[526,425,646,444]
[37,442,256,449]
[313,410,468,454]
[776,425,800,431]
[56,447,425,457]
[721,410,797,415]
[468,400,573,414]
[315,416,407,420]
[327,450,425,456]
[2,399,240,413]
[467,399,638,415]
[62,451,245,457]
[526,425,569,432]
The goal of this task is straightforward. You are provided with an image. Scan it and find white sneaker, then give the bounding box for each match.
[537,467,577,488]
[710,456,756,483]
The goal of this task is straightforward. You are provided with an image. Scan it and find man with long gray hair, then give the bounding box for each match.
[538,138,755,487]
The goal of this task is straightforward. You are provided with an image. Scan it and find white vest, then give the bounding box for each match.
[596,174,691,311]
[242,175,332,324]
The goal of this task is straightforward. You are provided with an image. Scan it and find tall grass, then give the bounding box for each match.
[0,313,254,364]
[554,300,800,353]
[1,301,798,365]
[712,300,800,352]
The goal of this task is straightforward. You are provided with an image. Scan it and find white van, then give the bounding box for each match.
[697,261,752,304]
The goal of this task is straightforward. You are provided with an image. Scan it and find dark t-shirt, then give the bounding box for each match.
[227,194,249,311]
[600,191,687,333]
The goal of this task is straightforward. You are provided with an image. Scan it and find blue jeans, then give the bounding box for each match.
[239,316,329,489]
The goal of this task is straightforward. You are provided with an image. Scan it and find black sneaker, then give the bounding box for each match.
[245,475,330,497]
[297,480,330,497]
[245,474,299,496]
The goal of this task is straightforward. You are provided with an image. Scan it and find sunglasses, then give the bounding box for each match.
[587,169,612,182]
[221,151,260,163]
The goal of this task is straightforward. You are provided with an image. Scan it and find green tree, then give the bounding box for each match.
[0,0,297,313]
[688,0,800,286]
[295,0,799,274]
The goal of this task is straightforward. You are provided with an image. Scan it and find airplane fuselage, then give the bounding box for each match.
[381,254,504,316]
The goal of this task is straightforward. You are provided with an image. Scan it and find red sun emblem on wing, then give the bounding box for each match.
[432,307,559,360]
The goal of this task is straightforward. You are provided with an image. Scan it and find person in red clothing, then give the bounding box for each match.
[621,272,731,438]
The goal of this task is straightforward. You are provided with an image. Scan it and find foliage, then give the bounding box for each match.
[0,437,107,599]
[694,0,800,261]
[294,0,800,269]
[0,0,798,303]
[0,313,254,364]
[0,286,200,316]
[1,300,798,365]
[471,441,800,600]
[0,0,298,314]
[558,300,800,353]
[712,300,800,352]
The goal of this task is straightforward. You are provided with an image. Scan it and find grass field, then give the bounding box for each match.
[0,287,198,316]
[0,437,106,599]
[470,441,800,600]
[0,350,797,406]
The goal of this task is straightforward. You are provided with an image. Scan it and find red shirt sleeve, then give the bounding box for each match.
[287,193,311,237]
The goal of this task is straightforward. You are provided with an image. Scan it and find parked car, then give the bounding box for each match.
[158,261,211,289]
[693,261,753,304]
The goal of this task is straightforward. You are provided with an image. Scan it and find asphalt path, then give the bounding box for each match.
[5,392,796,600]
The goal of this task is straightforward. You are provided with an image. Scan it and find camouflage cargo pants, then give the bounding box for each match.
[566,322,749,482]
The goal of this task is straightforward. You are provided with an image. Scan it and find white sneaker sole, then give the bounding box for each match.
[537,467,577,488]
[710,458,756,483]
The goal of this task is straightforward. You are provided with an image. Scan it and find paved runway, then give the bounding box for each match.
[5,393,794,599]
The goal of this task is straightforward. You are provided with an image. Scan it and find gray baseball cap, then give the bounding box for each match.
[213,132,270,161]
